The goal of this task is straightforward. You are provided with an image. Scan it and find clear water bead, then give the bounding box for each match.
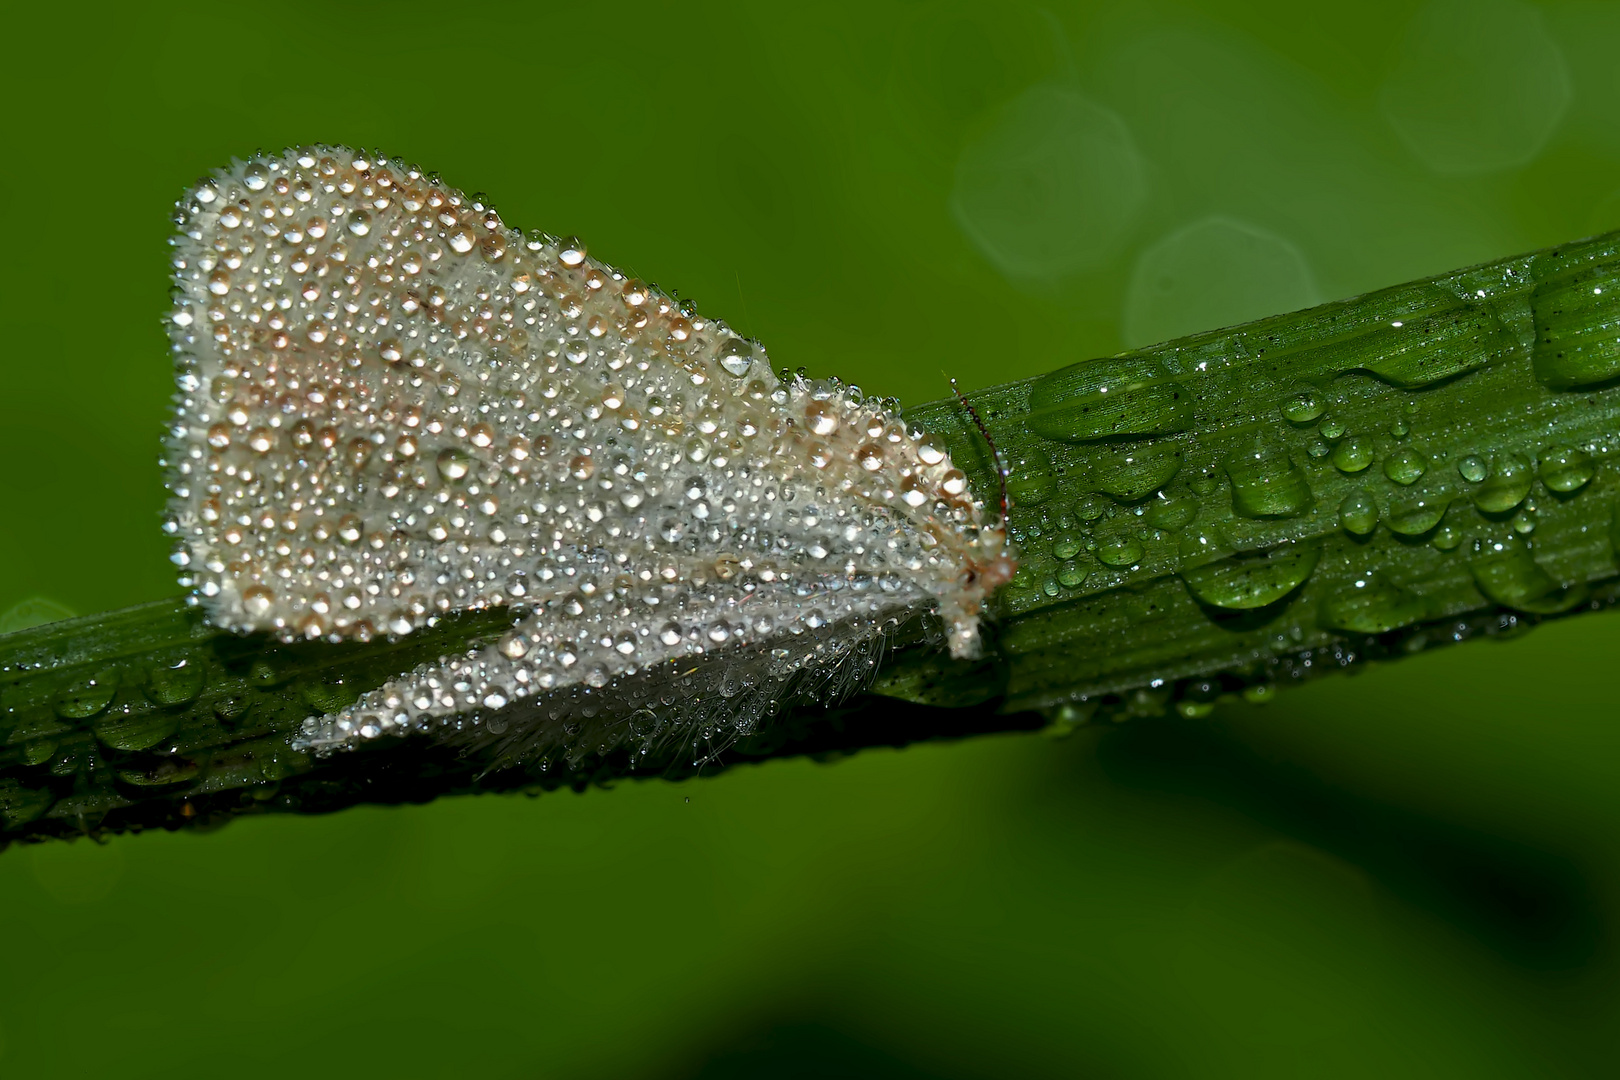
[163,146,1016,766]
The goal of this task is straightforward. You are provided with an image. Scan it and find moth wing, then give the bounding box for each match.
[166,146,1011,763]
[166,148,611,640]
[298,577,932,766]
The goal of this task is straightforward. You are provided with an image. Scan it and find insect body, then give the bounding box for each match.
[164,147,1014,767]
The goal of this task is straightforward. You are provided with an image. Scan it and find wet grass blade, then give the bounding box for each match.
[5,231,1620,843]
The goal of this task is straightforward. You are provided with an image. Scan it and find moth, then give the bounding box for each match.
[163,146,1015,770]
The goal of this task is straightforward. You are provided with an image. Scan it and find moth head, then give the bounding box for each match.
[940,522,1017,660]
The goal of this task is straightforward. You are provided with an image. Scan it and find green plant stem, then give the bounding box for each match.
[6,230,1620,844]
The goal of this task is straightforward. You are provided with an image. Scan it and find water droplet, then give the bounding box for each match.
[1051,535,1083,560]
[558,238,587,266]
[717,338,754,377]
[144,656,204,706]
[1096,537,1146,567]
[1142,486,1198,531]
[214,694,253,724]
[1330,436,1373,474]
[1338,489,1379,535]
[1042,701,1096,735]
[1470,535,1588,613]
[1318,415,1345,441]
[1532,237,1620,388]
[1026,356,1192,442]
[1386,487,1450,535]
[1178,526,1228,566]
[436,447,472,482]
[804,401,840,436]
[1091,442,1183,502]
[0,781,54,828]
[1319,573,1429,634]
[52,667,121,719]
[1431,523,1462,550]
[1472,452,1533,513]
[1457,454,1487,483]
[1242,684,1276,705]
[1073,494,1109,522]
[1226,437,1313,518]
[118,761,202,788]
[917,435,948,467]
[1279,385,1326,423]
[1539,444,1594,492]
[93,709,179,752]
[1006,446,1057,507]
[1181,543,1319,610]
[1353,302,1517,387]
[1383,446,1428,486]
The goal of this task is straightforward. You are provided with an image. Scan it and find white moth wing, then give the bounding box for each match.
[165,146,1013,767]
[305,578,932,767]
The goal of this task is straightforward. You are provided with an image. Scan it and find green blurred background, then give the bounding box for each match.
[4,1,1620,1075]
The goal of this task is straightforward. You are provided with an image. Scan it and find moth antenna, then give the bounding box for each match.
[950,377,1011,522]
